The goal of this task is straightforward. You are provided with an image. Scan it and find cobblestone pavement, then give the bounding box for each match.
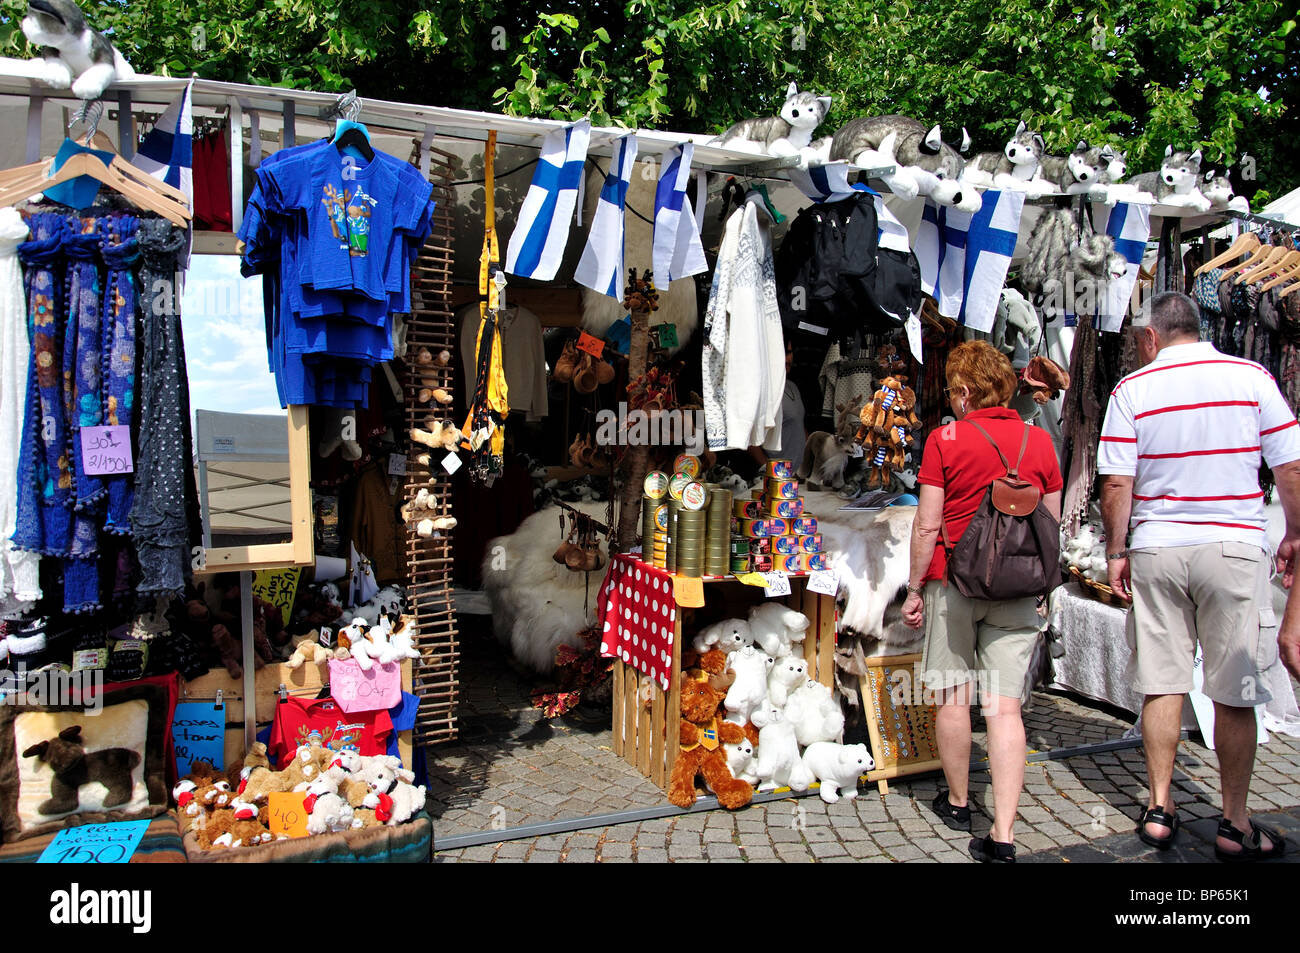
[429,617,1300,862]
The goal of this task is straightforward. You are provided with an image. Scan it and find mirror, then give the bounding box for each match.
[180,253,313,571]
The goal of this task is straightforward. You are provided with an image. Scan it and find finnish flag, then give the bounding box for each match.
[786,161,911,253]
[915,189,1024,333]
[575,134,638,299]
[652,143,707,283]
[1092,201,1151,333]
[131,78,193,200]
[506,119,591,281]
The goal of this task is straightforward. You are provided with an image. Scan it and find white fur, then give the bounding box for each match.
[481,503,610,673]
[692,617,753,654]
[724,739,758,784]
[802,742,873,803]
[723,645,773,726]
[751,701,813,792]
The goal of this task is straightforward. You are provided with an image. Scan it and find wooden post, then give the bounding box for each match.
[616,278,654,552]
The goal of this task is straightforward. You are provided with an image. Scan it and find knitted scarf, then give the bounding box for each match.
[64,223,106,513]
[99,215,139,534]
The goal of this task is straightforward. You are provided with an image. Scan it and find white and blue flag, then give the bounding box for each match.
[575,134,638,299]
[787,161,912,254]
[131,78,193,199]
[506,119,591,280]
[1093,201,1151,332]
[915,189,1024,333]
[652,143,707,283]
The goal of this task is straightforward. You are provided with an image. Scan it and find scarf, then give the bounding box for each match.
[64,224,107,514]
[1059,318,1100,536]
[99,215,140,534]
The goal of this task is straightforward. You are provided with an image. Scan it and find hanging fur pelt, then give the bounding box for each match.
[579,162,698,352]
[1021,201,1124,298]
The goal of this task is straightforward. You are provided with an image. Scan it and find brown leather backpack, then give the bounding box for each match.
[940,421,1060,601]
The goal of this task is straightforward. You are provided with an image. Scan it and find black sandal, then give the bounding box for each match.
[1137,805,1179,849]
[930,790,972,832]
[969,834,1016,864]
[1215,818,1288,863]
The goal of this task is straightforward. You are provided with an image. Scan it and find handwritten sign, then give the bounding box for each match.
[807,568,840,596]
[576,331,605,359]
[80,425,133,476]
[387,452,407,476]
[652,322,679,349]
[38,819,151,864]
[672,575,705,608]
[328,657,401,713]
[267,792,309,838]
[172,702,225,777]
[762,572,792,598]
[252,567,301,628]
[734,572,769,588]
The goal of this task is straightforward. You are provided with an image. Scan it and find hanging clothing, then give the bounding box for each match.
[703,196,785,452]
[768,379,807,463]
[457,303,548,421]
[191,130,233,232]
[0,208,40,612]
[817,339,876,421]
[100,215,139,534]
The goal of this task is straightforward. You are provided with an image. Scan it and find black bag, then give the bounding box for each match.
[941,421,1060,601]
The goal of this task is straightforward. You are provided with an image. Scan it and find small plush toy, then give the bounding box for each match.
[410,420,461,450]
[801,742,874,803]
[690,617,753,655]
[667,674,754,809]
[348,585,405,627]
[22,725,139,814]
[796,430,857,490]
[751,700,813,792]
[377,616,421,665]
[281,744,334,790]
[710,81,833,160]
[784,680,845,747]
[748,603,810,659]
[724,738,759,785]
[1037,141,1107,196]
[767,655,809,708]
[1201,169,1249,212]
[286,631,332,669]
[722,644,773,726]
[1125,146,1211,211]
[336,618,387,671]
[303,774,355,834]
[964,120,1056,197]
[830,114,979,211]
[21,0,136,100]
[1096,145,1155,204]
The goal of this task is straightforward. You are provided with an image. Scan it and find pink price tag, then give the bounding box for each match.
[80,425,133,476]
[327,658,402,713]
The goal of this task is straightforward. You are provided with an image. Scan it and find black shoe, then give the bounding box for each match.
[930,790,972,832]
[1214,817,1287,863]
[1136,805,1179,850]
[969,834,1016,863]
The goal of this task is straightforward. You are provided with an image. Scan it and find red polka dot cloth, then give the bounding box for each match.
[598,554,676,691]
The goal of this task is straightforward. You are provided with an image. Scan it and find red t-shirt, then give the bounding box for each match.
[268,696,393,768]
[916,408,1063,583]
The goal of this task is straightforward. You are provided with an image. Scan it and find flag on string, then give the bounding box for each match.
[914,189,1024,332]
[506,119,591,280]
[575,133,638,299]
[652,143,707,283]
[786,161,912,254]
[131,77,193,199]
[1093,201,1151,333]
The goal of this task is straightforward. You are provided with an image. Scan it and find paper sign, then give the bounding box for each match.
[318,626,334,649]
[673,575,705,607]
[652,322,678,348]
[328,658,402,712]
[848,443,865,458]
[80,425,133,476]
[38,819,150,863]
[72,648,107,671]
[252,567,301,628]
[807,569,840,596]
[441,452,462,475]
[735,572,769,588]
[172,702,226,777]
[576,331,605,358]
[905,313,924,364]
[763,572,792,597]
[387,452,407,476]
[268,792,309,838]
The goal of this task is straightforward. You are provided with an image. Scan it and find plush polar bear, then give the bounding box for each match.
[767,655,809,708]
[747,603,810,658]
[802,742,874,803]
[723,645,773,726]
[692,617,753,655]
[784,680,844,746]
[751,701,813,792]
[724,738,759,785]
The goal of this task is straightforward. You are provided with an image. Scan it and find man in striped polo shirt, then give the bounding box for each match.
[1100,291,1300,861]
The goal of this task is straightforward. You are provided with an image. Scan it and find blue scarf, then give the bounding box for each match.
[99,215,139,534]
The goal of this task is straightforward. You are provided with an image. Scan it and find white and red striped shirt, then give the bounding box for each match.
[1098,341,1300,548]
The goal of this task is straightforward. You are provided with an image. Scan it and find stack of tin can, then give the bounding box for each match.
[703,483,731,577]
[728,459,828,573]
[641,471,670,568]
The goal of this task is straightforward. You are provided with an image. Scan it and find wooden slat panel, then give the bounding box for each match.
[611,659,626,757]
[651,678,666,788]
[666,611,683,778]
[622,664,638,769]
[817,590,835,688]
[637,671,652,778]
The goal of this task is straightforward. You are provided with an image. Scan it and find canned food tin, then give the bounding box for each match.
[751,555,774,572]
[777,554,803,573]
[764,498,804,518]
[654,505,669,531]
[736,518,770,537]
[773,536,800,555]
[733,498,762,519]
[730,539,751,556]
[644,471,669,499]
[748,537,772,555]
[681,482,708,510]
[731,556,752,573]
[765,459,796,480]
[804,552,830,571]
[673,453,702,478]
[792,516,818,536]
[668,472,693,500]
[766,517,791,536]
[766,478,800,500]
[799,534,823,553]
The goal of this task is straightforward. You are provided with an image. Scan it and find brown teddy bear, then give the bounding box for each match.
[857,376,905,440]
[667,674,754,810]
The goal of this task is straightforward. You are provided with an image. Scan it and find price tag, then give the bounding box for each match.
[807,568,839,596]
[72,648,107,671]
[80,425,133,476]
[387,452,407,476]
[441,452,462,475]
[735,572,769,588]
[268,791,309,838]
[905,313,923,364]
[38,819,150,864]
[576,331,605,358]
[763,572,792,598]
[652,322,678,348]
[672,575,705,608]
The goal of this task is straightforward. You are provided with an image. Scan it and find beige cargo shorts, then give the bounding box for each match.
[919,581,1044,700]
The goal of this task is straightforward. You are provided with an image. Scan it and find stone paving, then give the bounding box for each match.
[428,616,1300,862]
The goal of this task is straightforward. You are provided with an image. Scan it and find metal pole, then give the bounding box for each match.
[240,570,256,752]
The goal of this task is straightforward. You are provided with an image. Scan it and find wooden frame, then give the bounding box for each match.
[612,573,838,793]
[858,653,943,794]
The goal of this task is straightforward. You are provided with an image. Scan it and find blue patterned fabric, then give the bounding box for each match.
[100,216,139,534]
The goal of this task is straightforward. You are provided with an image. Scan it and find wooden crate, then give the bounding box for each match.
[610,574,836,793]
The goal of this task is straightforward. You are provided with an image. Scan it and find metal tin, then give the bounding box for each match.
[766,459,796,480]
[751,555,774,572]
[733,498,761,519]
[766,478,800,500]
[673,453,702,478]
[654,504,669,531]
[731,556,752,573]
[792,516,818,536]
[778,554,803,573]
[799,534,823,553]
[766,517,791,536]
[773,536,800,555]
[644,471,669,499]
[764,498,804,518]
[804,552,830,571]
[748,537,772,555]
[681,482,708,510]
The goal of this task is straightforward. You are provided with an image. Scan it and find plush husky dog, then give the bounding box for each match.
[1096,145,1153,205]
[22,0,134,100]
[1201,168,1248,212]
[964,120,1056,196]
[1038,141,1106,195]
[1125,146,1211,211]
[830,115,980,211]
[712,82,832,159]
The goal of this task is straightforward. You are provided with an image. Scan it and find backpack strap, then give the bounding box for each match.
[964,419,1031,478]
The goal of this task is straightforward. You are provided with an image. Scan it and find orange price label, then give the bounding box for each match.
[576,331,605,359]
[267,791,309,838]
[673,575,705,607]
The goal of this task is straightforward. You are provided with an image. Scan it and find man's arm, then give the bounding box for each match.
[1280,571,1300,680]
[1271,460,1300,585]
[1101,475,1134,600]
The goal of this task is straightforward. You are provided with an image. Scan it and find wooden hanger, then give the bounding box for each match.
[1237,244,1290,284]
[1261,255,1300,293]
[1220,237,1273,280]
[0,149,191,225]
[1196,231,1258,275]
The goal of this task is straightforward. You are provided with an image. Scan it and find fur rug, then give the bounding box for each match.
[579,163,698,351]
[480,502,611,674]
